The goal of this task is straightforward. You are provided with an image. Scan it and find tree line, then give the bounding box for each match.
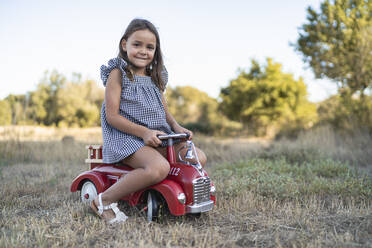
[0,58,317,137]
[0,71,104,128]
[1,0,371,137]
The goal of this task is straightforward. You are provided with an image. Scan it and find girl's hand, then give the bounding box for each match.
[141,129,166,147]
[173,124,193,140]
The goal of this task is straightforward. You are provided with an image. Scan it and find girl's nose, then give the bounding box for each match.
[140,48,147,55]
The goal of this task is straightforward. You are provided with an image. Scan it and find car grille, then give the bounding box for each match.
[193,177,211,204]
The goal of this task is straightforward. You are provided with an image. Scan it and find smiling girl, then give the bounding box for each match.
[90,19,207,223]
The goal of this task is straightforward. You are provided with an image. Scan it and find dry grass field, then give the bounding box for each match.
[0,126,371,247]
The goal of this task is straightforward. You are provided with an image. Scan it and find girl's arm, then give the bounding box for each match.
[105,69,164,147]
[161,94,193,139]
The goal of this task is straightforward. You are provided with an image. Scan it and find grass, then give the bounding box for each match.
[0,126,371,247]
[215,158,371,201]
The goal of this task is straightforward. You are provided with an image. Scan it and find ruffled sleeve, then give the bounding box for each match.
[100,57,127,86]
[161,66,168,89]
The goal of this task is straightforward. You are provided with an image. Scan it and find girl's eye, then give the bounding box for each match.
[147,46,154,50]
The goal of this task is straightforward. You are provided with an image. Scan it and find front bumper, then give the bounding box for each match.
[186,200,214,213]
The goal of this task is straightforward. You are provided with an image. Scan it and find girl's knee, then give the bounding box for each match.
[145,159,170,184]
[157,160,170,180]
[198,149,207,167]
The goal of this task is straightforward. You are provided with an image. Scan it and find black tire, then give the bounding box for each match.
[192,213,202,218]
[185,212,202,219]
[146,191,159,222]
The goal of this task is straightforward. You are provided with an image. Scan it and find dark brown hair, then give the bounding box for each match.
[118,19,166,91]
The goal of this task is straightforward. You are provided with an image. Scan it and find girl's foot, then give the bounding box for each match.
[91,193,127,224]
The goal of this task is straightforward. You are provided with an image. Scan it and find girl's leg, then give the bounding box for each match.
[92,146,170,221]
[156,142,207,167]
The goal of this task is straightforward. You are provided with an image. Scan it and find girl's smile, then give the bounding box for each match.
[122,29,156,76]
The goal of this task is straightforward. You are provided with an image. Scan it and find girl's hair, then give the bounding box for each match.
[118,19,166,91]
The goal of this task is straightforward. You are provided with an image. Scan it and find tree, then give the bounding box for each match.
[219,58,317,136]
[28,70,67,126]
[27,83,50,124]
[5,94,28,125]
[0,99,12,125]
[295,0,372,95]
[57,79,103,127]
[317,94,372,132]
[166,86,242,135]
[17,71,104,127]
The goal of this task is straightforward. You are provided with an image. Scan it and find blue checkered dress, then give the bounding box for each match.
[100,57,173,163]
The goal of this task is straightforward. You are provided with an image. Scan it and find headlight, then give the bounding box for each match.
[177,193,186,204]
[210,185,216,196]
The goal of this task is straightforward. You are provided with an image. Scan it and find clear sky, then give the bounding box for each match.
[0,0,337,102]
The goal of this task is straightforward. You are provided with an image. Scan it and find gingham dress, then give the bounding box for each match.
[100,57,173,163]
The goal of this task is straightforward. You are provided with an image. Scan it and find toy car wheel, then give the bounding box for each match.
[189,212,202,218]
[146,191,159,222]
[80,180,97,204]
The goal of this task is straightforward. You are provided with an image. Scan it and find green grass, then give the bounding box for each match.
[215,158,372,201]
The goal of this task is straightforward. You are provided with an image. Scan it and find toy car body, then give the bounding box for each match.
[70,133,216,221]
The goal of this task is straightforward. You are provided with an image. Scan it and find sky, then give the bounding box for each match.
[0,0,338,102]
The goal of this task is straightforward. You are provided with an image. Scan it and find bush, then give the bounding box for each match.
[317,94,372,134]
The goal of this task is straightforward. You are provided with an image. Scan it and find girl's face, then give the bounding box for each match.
[122,29,157,75]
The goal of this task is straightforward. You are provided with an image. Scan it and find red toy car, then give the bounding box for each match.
[70,133,216,222]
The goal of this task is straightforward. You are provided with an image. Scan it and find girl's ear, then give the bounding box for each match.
[121,39,127,52]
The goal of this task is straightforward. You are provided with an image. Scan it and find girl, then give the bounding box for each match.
[91,19,207,223]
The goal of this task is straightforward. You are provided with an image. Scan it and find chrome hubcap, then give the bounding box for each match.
[81,181,97,204]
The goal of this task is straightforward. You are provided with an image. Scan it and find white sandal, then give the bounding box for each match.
[91,193,128,224]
